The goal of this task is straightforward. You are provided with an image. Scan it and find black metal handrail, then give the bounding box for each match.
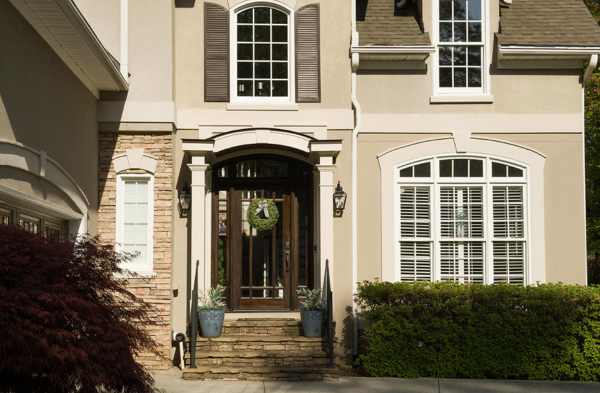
[325,259,334,369]
[189,260,199,369]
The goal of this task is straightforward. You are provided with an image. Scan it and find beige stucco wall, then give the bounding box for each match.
[356,69,582,115]
[74,0,121,62]
[174,0,352,112]
[0,1,99,233]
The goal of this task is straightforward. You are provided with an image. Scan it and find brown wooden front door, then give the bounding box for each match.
[211,156,313,311]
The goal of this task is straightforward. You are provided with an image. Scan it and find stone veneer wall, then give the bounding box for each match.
[98,132,173,369]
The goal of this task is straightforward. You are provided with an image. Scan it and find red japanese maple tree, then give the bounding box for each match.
[0,224,163,393]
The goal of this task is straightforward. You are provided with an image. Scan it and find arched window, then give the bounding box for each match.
[234,5,291,99]
[396,156,528,285]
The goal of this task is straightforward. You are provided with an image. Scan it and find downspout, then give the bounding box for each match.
[120,0,129,82]
[351,0,362,359]
[583,54,598,86]
[582,54,597,285]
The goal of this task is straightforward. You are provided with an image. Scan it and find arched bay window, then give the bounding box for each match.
[396,156,528,285]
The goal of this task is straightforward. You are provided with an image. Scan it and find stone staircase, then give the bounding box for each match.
[182,318,340,381]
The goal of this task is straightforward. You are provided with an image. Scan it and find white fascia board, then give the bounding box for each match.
[9,0,128,94]
[499,45,600,60]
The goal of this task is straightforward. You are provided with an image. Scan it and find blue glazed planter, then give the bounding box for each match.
[300,310,325,338]
[198,310,225,338]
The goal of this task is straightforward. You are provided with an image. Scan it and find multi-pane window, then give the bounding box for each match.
[0,207,12,225]
[117,176,153,273]
[438,0,482,89]
[396,157,527,285]
[236,7,289,98]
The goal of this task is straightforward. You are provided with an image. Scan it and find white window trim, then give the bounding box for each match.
[229,1,296,104]
[115,174,155,275]
[431,0,492,101]
[393,155,530,285]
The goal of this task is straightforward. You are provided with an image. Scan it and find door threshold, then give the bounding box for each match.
[225,311,300,320]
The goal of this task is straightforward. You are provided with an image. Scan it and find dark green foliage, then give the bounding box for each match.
[356,281,600,380]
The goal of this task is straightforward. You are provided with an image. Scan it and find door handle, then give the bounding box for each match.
[285,240,290,272]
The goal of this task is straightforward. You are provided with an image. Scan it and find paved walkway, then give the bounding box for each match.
[152,368,600,393]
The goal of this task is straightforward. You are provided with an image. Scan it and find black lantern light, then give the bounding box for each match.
[179,181,191,215]
[333,181,347,217]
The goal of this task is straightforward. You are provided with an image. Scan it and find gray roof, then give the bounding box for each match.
[497,0,600,47]
[356,0,431,46]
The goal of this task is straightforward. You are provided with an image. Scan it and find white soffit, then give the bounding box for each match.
[9,0,128,98]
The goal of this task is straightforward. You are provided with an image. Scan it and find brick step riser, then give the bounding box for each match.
[185,357,329,368]
[183,371,339,382]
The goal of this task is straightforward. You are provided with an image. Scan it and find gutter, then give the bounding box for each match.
[498,45,600,60]
[350,45,436,55]
[351,0,361,359]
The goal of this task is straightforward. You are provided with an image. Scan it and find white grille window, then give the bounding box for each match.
[396,157,528,285]
[117,175,154,273]
[235,7,290,98]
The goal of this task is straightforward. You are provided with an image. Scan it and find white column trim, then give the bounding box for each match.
[316,162,336,297]
[188,159,210,296]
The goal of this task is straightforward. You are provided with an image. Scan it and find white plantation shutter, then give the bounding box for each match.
[493,241,525,284]
[400,186,431,238]
[400,242,432,282]
[123,180,149,264]
[440,241,484,283]
[492,186,525,284]
[440,186,483,239]
[396,158,529,286]
[399,186,432,281]
[492,186,524,238]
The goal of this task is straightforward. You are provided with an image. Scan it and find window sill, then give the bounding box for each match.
[226,103,299,111]
[430,94,494,104]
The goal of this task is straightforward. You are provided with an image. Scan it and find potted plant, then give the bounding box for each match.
[197,284,226,338]
[297,288,326,338]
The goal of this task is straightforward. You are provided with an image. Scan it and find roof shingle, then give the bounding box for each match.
[498,0,600,47]
[356,0,431,46]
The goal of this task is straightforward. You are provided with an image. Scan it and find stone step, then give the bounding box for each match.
[182,365,340,382]
[220,318,305,337]
[184,349,330,368]
[188,335,337,352]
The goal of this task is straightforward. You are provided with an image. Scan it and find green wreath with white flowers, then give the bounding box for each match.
[247,198,279,231]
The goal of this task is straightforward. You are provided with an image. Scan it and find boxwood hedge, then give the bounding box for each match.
[356,281,600,380]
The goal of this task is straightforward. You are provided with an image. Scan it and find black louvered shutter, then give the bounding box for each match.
[205,3,229,102]
[295,4,320,103]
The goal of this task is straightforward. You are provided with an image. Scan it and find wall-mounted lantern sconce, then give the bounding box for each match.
[178,181,191,217]
[333,181,347,217]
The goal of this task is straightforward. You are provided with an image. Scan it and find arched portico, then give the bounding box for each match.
[182,129,341,307]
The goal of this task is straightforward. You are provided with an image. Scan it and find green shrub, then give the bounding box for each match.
[356,281,600,381]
